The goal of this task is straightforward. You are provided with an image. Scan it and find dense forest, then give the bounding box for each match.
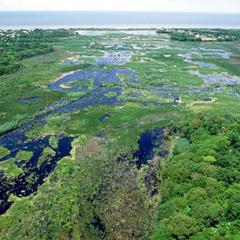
[155,114,240,239]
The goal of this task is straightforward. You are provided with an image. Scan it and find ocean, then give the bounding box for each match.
[0,11,239,29]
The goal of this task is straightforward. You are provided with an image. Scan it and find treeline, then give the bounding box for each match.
[171,32,202,42]
[157,28,240,42]
[154,114,240,239]
[0,29,72,76]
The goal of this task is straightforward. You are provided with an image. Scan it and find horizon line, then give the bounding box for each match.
[0,10,240,14]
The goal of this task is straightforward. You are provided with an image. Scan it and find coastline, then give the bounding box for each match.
[0,11,240,30]
[1,24,240,30]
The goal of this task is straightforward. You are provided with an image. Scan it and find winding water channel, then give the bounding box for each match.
[0,64,137,214]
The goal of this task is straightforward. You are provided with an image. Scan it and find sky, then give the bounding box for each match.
[0,0,240,13]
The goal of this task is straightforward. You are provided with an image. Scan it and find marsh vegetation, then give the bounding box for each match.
[0,28,240,239]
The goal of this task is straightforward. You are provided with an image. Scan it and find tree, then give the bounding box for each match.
[161,213,200,240]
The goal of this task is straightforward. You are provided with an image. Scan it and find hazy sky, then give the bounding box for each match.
[0,0,240,13]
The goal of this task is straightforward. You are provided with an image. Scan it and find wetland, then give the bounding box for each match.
[0,28,240,239]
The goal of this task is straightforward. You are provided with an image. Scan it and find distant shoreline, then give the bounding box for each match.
[1,26,240,30]
[0,10,239,14]
[0,11,240,30]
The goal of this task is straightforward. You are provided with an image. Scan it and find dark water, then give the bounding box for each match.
[0,66,126,156]
[0,66,126,214]
[133,128,166,168]
[91,215,106,234]
[17,97,41,103]
[0,11,240,29]
[49,68,136,93]
[0,61,175,214]
[99,113,111,122]
[201,97,213,102]
[0,135,73,214]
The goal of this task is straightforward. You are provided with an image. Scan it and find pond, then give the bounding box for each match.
[17,97,41,103]
[133,128,166,168]
[99,113,111,122]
